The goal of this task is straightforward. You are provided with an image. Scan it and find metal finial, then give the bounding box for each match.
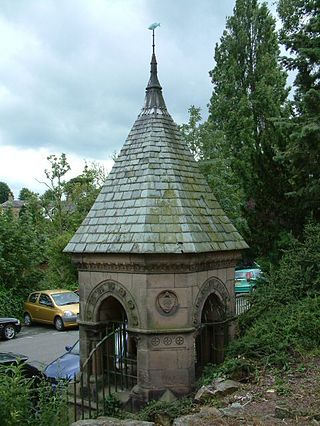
[148,23,160,54]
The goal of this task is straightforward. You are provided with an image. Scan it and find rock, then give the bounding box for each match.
[199,406,222,417]
[194,385,215,402]
[212,378,241,397]
[173,414,199,426]
[71,418,154,426]
[274,406,295,419]
[173,405,222,425]
[194,379,241,403]
[220,402,244,417]
[154,412,171,426]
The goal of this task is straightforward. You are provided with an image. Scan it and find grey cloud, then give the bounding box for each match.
[0,0,274,163]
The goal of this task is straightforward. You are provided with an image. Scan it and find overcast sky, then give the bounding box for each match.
[0,0,277,197]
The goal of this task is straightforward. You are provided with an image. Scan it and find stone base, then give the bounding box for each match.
[129,384,192,411]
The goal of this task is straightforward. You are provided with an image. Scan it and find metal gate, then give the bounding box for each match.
[70,321,137,421]
[195,319,229,378]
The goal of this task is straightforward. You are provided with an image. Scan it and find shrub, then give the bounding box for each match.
[200,222,320,382]
[138,397,197,422]
[0,285,25,319]
[0,363,69,426]
[199,357,257,386]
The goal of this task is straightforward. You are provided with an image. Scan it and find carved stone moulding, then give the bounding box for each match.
[72,250,241,274]
[85,279,140,328]
[193,276,233,326]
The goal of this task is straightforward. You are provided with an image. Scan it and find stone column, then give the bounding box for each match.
[131,329,195,407]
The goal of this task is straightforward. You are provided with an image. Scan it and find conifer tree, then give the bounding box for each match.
[208,0,290,258]
[277,0,320,227]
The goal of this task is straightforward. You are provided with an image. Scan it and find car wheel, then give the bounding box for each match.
[24,313,32,326]
[54,316,64,331]
[4,324,16,340]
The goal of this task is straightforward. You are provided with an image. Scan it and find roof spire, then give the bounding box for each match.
[143,23,166,112]
[148,22,160,55]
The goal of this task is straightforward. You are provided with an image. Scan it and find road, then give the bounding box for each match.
[0,324,79,370]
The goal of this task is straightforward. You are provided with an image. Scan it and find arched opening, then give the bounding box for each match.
[93,296,137,387]
[195,292,228,378]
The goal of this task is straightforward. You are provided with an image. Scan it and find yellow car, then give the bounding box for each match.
[23,289,79,331]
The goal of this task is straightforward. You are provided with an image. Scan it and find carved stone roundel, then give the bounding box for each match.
[156,290,178,315]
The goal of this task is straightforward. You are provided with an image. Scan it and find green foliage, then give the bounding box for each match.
[0,363,33,426]
[63,161,106,230]
[180,107,247,234]
[138,397,197,422]
[179,105,204,159]
[0,181,11,204]
[277,0,320,229]
[19,188,37,201]
[199,357,257,386]
[0,363,68,426]
[33,381,69,426]
[207,0,291,258]
[102,394,123,418]
[40,154,72,234]
[44,232,77,289]
[0,209,45,294]
[0,285,25,319]
[225,223,320,367]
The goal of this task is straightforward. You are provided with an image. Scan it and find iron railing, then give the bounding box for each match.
[235,294,250,315]
[69,323,137,422]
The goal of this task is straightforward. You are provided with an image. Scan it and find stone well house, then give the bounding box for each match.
[65,40,247,404]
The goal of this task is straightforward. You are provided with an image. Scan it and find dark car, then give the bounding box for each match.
[0,352,28,365]
[0,317,21,340]
[44,340,80,383]
[0,352,44,381]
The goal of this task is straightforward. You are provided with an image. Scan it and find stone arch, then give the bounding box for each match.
[193,276,232,326]
[85,279,140,328]
[194,277,232,376]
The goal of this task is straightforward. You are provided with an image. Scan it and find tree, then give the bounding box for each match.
[208,0,290,258]
[39,153,71,234]
[64,162,107,229]
[180,106,247,233]
[277,0,320,228]
[37,155,107,287]
[0,182,11,204]
[19,187,37,201]
[0,209,44,294]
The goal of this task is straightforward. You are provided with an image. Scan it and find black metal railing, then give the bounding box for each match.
[69,323,137,422]
[235,294,250,315]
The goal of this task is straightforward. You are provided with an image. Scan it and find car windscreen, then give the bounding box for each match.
[235,271,246,279]
[51,292,79,306]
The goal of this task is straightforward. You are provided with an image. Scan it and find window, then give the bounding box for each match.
[29,293,39,303]
[39,294,53,307]
[51,292,79,306]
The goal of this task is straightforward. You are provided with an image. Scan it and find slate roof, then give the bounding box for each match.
[65,51,248,254]
[1,199,25,209]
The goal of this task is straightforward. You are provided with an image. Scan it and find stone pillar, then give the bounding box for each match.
[131,329,195,406]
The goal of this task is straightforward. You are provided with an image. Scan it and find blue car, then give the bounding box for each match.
[44,340,80,383]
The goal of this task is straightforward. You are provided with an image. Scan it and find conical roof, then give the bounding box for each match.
[65,49,248,255]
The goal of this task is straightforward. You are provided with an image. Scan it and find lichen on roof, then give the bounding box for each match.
[65,46,248,255]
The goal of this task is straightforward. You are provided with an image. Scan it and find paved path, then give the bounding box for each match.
[0,324,79,370]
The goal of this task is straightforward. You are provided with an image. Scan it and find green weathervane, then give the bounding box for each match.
[148,23,160,53]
